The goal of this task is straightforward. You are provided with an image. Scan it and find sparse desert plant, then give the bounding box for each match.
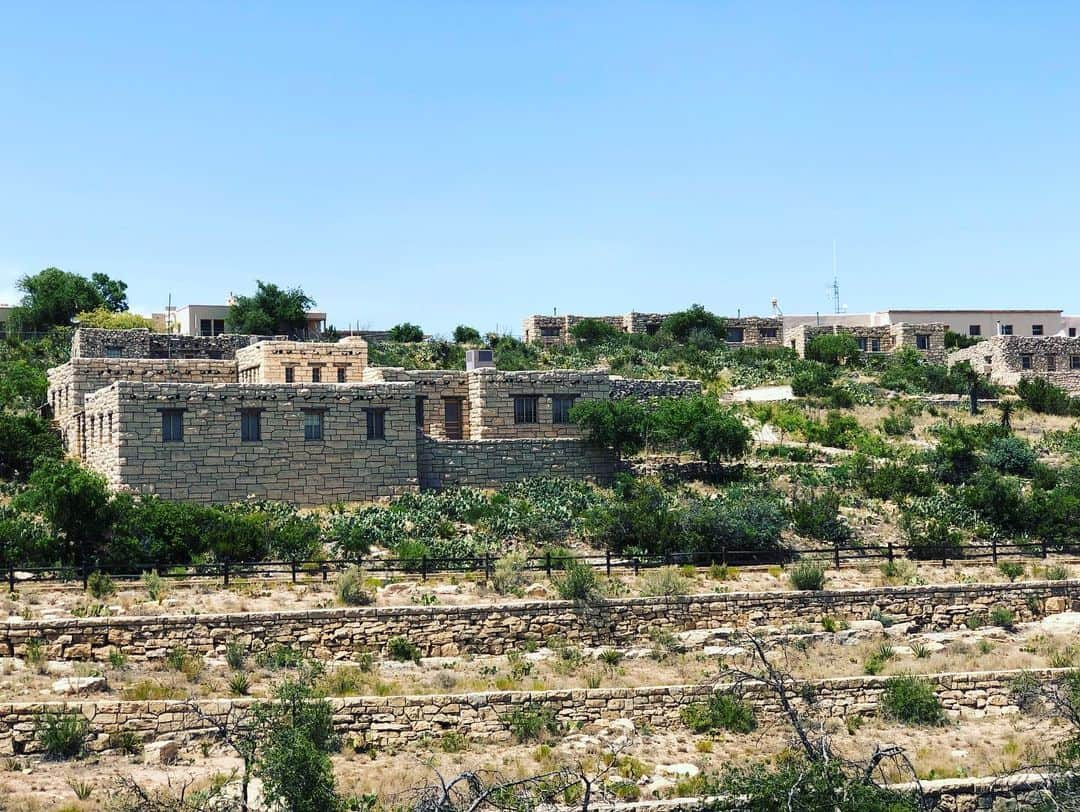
[141,570,167,604]
[256,644,304,670]
[553,560,602,604]
[491,552,530,596]
[108,648,127,670]
[120,680,185,701]
[440,731,467,753]
[24,638,46,672]
[86,570,115,599]
[881,675,946,725]
[880,558,917,585]
[863,644,895,676]
[318,666,365,696]
[821,616,847,633]
[1045,564,1070,581]
[680,692,757,734]
[998,562,1025,582]
[910,642,932,659]
[709,563,739,581]
[228,672,250,696]
[599,649,622,671]
[990,606,1016,630]
[335,565,373,606]
[67,778,94,800]
[106,730,142,756]
[225,641,246,671]
[386,635,421,663]
[639,566,690,597]
[504,704,560,742]
[788,562,826,591]
[36,711,90,760]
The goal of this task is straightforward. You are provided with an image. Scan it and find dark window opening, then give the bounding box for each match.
[916,334,930,350]
[1033,324,1044,336]
[514,396,538,424]
[1021,354,1033,370]
[336,366,346,383]
[284,366,295,383]
[444,398,463,439]
[552,395,576,424]
[415,396,426,428]
[241,409,262,442]
[311,366,321,383]
[365,408,386,440]
[969,325,981,337]
[726,327,744,343]
[161,409,184,443]
[303,410,324,441]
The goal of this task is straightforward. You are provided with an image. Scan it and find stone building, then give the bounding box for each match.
[786,322,947,363]
[948,335,1080,393]
[521,311,784,347]
[49,329,701,505]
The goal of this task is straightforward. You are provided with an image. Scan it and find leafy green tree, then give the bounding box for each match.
[0,507,52,569]
[569,318,621,346]
[451,324,481,344]
[73,308,153,330]
[659,304,726,343]
[9,268,127,332]
[14,458,116,567]
[570,398,650,457]
[387,322,424,342]
[805,333,861,366]
[652,396,750,461]
[0,413,62,480]
[0,358,48,411]
[228,281,315,336]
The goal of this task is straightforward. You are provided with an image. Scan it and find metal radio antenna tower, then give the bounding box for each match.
[831,241,841,314]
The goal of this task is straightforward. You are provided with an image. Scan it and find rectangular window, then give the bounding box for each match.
[870,338,882,353]
[199,319,213,337]
[311,366,321,383]
[444,398,463,439]
[855,337,868,352]
[160,409,184,443]
[1071,356,1080,370]
[240,409,261,442]
[915,334,930,350]
[336,366,347,383]
[213,319,225,335]
[540,326,561,337]
[303,410,324,441]
[968,325,981,337]
[726,327,745,343]
[1032,324,1044,336]
[415,396,426,428]
[1071,328,1077,338]
[551,395,576,424]
[514,395,538,424]
[1047,355,1057,372]
[1001,324,1014,335]
[104,346,123,358]
[285,366,295,383]
[1021,354,1033,370]
[760,327,778,339]
[365,409,386,440]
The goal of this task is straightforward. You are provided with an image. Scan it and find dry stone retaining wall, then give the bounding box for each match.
[5,580,1075,664]
[418,437,617,490]
[72,328,258,360]
[0,669,1057,755]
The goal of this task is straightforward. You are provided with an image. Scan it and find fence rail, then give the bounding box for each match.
[7,537,1079,591]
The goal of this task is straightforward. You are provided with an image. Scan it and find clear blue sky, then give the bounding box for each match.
[2,3,1078,336]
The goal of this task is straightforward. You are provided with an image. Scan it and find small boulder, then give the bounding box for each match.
[143,739,179,765]
[51,676,106,695]
[1041,612,1080,635]
[657,763,700,778]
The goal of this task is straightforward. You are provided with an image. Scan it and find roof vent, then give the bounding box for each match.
[466,349,495,371]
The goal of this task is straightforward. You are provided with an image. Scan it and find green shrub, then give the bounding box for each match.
[106,729,142,756]
[491,552,530,596]
[387,322,424,342]
[881,412,915,437]
[229,672,250,696]
[86,570,115,599]
[881,675,946,725]
[553,560,602,604]
[680,692,756,734]
[257,644,304,670]
[36,712,90,760]
[985,436,1038,476]
[997,562,1025,582]
[141,570,167,604]
[335,566,372,606]
[1045,564,1070,581]
[386,636,421,663]
[639,567,691,597]
[504,704,560,742]
[990,606,1016,630]
[1018,377,1080,416]
[789,491,851,543]
[788,562,826,591]
[225,642,246,671]
[806,333,861,366]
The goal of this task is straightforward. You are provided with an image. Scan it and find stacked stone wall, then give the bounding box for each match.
[72,328,257,360]
[6,580,1073,663]
[419,437,616,489]
[467,369,610,439]
[235,337,369,384]
[608,377,703,400]
[364,368,471,439]
[891,321,947,363]
[108,381,418,504]
[81,386,122,485]
[725,316,784,346]
[950,336,1080,393]
[0,668,1057,755]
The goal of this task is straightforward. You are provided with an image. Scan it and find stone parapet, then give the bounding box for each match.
[4,580,1074,663]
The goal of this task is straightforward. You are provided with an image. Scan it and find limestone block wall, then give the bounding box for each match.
[788,323,895,358]
[72,328,257,360]
[419,437,617,490]
[47,359,238,457]
[364,368,471,439]
[891,321,947,364]
[104,381,418,504]
[467,369,610,439]
[235,337,369,384]
[521,315,567,345]
[0,669,1058,755]
[81,386,122,485]
[950,336,1080,393]
[608,377,703,400]
[724,316,784,347]
[5,580,1073,664]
